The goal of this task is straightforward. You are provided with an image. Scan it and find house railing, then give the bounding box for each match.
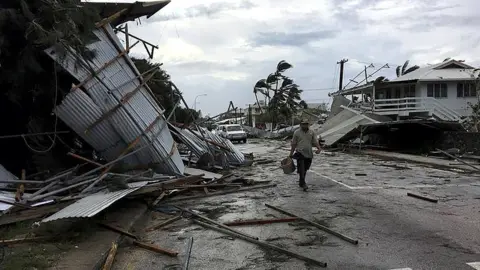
[349,97,463,122]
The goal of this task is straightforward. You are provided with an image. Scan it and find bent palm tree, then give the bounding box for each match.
[253,79,270,113]
[396,60,420,77]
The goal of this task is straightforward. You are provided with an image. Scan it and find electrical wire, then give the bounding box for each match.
[22,61,59,153]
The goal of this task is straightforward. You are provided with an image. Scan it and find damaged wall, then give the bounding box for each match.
[436,131,480,155]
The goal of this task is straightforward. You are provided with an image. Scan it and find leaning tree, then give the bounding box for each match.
[253,60,307,127]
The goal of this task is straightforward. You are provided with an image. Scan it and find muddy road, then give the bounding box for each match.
[113,139,480,270]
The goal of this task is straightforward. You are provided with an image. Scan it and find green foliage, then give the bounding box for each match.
[395,60,419,77]
[132,58,200,124]
[0,0,100,103]
[253,60,307,125]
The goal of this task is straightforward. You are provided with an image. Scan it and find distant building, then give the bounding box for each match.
[330,59,478,121]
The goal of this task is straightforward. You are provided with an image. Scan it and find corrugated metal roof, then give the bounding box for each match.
[391,60,476,82]
[0,164,17,181]
[46,24,184,175]
[87,1,171,26]
[41,181,148,223]
[202,129,245,165]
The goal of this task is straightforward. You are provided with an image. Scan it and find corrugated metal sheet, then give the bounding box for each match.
[169,124,208,158]
[41,181,148,223]
[0,164,17,181]
[201,129,245,165]
[46,24,184,175]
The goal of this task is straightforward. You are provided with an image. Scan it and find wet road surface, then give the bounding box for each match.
[113,139,480,270]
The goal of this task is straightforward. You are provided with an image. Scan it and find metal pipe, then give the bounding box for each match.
[167,184,276,203]
[407,192,438,203]
[31,176,99,201]
[0,131,69,140]
[182,237,193,270]
[265,204,359,245]
[176,207,259,241]
[193,220,327,267]
[224,217,298,226]
[26,180,60,201]
[79,174,109,195]
[435,148,480,172]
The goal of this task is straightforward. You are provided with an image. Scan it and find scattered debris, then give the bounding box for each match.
[133,240,178,257]
[265,204,359,245]
[102,242,118,270]
[193,219,327,267]
[224,217,298,226]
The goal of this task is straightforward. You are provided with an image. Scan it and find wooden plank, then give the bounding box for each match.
[133,241,178,257]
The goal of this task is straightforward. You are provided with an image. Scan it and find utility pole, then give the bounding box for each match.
[337,59,348,91]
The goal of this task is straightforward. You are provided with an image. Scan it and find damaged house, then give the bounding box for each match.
[0,0,248,226]
[319,59,479,152]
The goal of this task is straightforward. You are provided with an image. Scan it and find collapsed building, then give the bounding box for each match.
[319,59,479,154]
[0,1,247,224]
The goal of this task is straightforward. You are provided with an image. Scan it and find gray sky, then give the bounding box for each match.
[98,0,480,115]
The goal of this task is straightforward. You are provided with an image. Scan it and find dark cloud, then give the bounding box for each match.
[150,0,257,22]
[251,30,337,47]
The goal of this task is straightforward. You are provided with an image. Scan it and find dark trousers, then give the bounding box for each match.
[293,153,312,186]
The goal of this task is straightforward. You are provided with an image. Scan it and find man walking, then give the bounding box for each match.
[289,119,321,191]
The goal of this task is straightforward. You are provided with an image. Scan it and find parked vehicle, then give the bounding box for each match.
[218,124,247,143]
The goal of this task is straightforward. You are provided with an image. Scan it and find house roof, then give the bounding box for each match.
[390,59,476,82]
[86,1,170,26]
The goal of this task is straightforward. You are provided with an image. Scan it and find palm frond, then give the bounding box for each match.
[443,57,451,62]
[281,77,293,88]
[277,60,293,73]
[404,65,419,75]
[266,73,277,84]
[396,66,401,77]
[401,60,410,75]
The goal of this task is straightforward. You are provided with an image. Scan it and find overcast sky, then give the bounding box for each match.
[97,0,479,116]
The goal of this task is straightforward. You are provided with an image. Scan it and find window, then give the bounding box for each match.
[427,83,447,98]
[404,85,416,97]
[394,88,401,98]
[457,83,477,98]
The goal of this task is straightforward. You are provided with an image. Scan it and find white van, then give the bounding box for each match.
[218,124,247,143]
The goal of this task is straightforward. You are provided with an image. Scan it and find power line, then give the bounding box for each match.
[303,87,336,92]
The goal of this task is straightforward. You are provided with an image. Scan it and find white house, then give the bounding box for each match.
[330,59,479,122]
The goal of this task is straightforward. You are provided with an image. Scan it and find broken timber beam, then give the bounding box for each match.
[95,8,128,28]
[102,242,118,270]
[193,220,327,267]
[68,152,103,167]
[265,204,359,245]
[133,240,178,257]
[98,223,138,239]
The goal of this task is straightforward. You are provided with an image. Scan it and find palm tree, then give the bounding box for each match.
[253,60,307,126]
[396,60,420,77]
[253,79,270,113]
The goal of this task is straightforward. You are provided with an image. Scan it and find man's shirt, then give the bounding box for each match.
[292,128,317,158]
